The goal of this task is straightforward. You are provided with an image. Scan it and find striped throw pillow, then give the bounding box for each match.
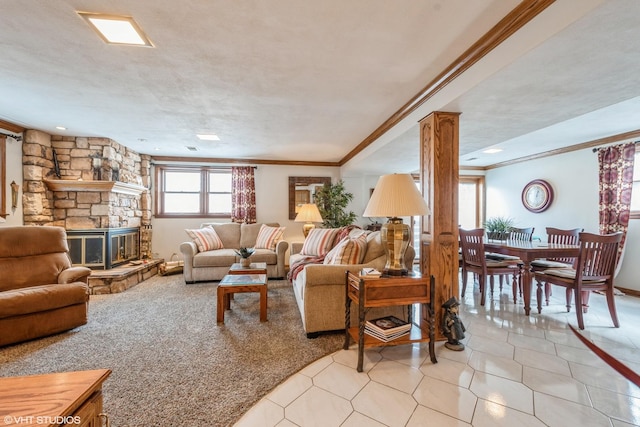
[255,224,285,250]
[324,233,367,265]
[300,228,340,256]
[185,226,224,252]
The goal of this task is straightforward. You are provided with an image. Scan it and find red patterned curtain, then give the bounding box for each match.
[231,166,256,223]
[597,142,636,261]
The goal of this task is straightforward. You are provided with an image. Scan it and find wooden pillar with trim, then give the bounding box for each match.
[420,111,460,340]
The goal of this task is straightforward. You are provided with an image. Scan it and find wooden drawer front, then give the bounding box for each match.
[365,284,429,305]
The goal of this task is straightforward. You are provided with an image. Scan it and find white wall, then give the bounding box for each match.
[1,135,23,227]
[485,146,640,292]
[151,164,340,260]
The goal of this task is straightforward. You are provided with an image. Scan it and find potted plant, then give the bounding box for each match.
[313,180,358,228]
[484,216,515,241]
[235,247,255,267]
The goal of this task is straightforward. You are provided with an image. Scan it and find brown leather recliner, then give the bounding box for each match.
[0,226,91,347]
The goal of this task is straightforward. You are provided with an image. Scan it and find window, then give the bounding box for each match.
[459,176,485,228]
[155,166,231,218]
[631,149,640,219]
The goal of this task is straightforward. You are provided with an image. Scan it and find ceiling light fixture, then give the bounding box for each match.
[196,134,220,141]
[482,148,503,154]
[78,12,154,47]
[55,126,67,130]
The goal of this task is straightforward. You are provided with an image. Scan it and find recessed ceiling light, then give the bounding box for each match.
[78,12,153,47]
[55,126,66,130]
[482,148,503,154]
[196,134,220,141]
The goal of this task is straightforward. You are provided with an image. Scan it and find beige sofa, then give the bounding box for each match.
[180,222,288,283]
[290,230,414,338]
[0,226,92,347]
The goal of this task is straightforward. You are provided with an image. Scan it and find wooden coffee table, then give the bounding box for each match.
[217,274,267,323]
[228,262,267,275]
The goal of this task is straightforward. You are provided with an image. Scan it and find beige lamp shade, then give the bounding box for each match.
[362,174,429,276]
[294,203,323,223]
[295,203,323,237]
[363,174,429,218]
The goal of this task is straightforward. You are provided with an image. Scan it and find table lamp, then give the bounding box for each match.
[295,203,323,237]
[363,174,429,275]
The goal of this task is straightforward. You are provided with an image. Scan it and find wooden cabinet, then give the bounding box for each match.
[0,369,111,427]
[344,271,438,372]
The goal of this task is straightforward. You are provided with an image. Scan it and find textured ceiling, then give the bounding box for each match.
[1,1,638,175]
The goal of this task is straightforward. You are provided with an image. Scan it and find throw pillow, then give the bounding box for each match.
[254,224,285,250]
[324,233,367,265]
[300,228,340,256]
[185,226,224,252]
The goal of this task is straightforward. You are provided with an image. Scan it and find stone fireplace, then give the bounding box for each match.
[21,130,153,268]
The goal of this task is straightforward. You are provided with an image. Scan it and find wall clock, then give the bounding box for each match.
[522,179,553,213]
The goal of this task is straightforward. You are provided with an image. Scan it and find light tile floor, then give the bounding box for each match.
[235,279,640,427]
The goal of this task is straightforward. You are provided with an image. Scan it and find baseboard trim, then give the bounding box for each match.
[616,286,640,298]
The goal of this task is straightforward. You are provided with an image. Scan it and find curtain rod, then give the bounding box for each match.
[0,131,22,141]
[592,141,639,153]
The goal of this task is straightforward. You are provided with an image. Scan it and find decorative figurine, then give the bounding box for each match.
[442,297,466,351]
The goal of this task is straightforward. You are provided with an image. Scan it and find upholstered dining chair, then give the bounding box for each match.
[459,228,520,306]
[532,231,622,330]
[531,227,582,306]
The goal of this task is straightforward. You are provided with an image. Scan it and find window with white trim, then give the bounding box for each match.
[155,166,231,218]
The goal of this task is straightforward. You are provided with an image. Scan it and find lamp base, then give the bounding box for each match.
[380,217,411,276]
[302,223,315,237]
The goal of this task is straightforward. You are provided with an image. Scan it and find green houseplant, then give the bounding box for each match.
[234,247,255,267]
[484,216,515,241]
[313,180,358,228]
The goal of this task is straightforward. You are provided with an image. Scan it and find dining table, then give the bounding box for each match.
[484,240,580,315]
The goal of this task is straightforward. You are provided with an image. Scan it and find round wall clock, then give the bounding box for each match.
[522,179,553,213]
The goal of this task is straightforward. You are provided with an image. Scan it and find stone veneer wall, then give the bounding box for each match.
[21,130,153,257]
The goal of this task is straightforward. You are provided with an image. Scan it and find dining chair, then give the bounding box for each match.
[488,227,534,302]
[459,228,520,306]
[531,227,582,306]
[510,227,534,242]
[532,231,622,330]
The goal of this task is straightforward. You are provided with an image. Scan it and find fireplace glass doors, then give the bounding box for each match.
[67,227,140,269]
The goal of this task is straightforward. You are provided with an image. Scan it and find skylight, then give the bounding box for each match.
[78,12,153,47]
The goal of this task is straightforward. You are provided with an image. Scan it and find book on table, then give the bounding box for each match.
[364,315,411,341]
[360,267,382,278]
[364,327,411,342]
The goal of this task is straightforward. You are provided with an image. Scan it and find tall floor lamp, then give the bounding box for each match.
[363,174,429,276]
[295,203,323,237]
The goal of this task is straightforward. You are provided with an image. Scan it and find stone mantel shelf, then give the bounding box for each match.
[44,179,147,196]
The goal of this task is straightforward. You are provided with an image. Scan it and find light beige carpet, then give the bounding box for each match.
[0,275,343,427]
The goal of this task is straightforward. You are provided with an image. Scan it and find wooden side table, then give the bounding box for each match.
[344,271,437,372]
[217,274,268,323]
[0,369,111,427]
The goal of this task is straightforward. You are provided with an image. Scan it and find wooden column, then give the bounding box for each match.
[419,111,460,340]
